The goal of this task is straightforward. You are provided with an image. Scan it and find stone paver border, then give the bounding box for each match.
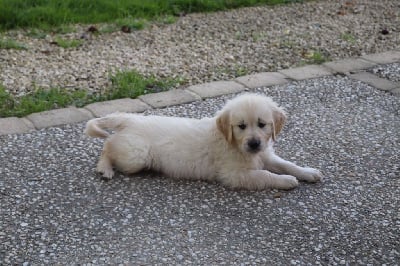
[278,64,332,80]
[187,80,245,98]
[235,72,289,88]
[348,72,399,92]
[1,51,399,135]
[85,98,151,117]
[323,58,376,74]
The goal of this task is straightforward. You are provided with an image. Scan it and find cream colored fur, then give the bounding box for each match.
[85,93,322,190]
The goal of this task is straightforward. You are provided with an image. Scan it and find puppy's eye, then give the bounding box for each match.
[238,124,246,130]
[258,122,266,128]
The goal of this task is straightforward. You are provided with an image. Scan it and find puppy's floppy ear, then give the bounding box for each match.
[272,107,286,141]
[216,110,233,144]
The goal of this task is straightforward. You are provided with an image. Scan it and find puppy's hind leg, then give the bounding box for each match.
[95,133,150,180]
[97,145,115,179]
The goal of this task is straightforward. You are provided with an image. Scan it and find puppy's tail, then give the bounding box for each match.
[84,113,129,139]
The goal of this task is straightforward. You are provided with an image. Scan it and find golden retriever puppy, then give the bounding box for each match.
[85,93,322,190]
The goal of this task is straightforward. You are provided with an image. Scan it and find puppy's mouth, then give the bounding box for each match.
[246,138,262,154]
[247,147,262,154]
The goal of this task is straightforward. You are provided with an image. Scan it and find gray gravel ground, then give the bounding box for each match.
[370,62,400,82]
[1,70,400,264]
[1,0,399,96]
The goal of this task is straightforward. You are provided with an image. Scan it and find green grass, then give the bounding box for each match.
[252,31,266,42]
[158,15,178,25]
[26,28,47,39]
[214,64,249,78]
[302,50,329,65]
[0,0,306,32]
[340,32,356,44]
[54,37,84,48]
[0,85,88,117]
[0,70,182,118]
[0,37,27,50]
[107,70,182,99]
[99,24,119,34]
[308,51,329,64]
[115,17,148,31]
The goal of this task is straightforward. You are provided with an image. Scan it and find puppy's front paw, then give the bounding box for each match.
[297,167,323,183]
[275,175,299,190]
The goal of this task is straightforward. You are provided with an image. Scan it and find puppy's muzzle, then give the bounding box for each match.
[247,138,261,153]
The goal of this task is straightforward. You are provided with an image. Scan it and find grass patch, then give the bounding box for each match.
[0,70,182,118]
[0,85,88,117]
[52,25,76,34]
[26,28,47,39]
[106,70,183,99]
[0,0,307,32]
[99,24,119,34]
[340,32,356,44]
[308,51,329,64]
[158,15,178,25]
[53,37,84,48]
[215,64,249,78]
[252,31,266,42]
[115,17,148,31]
[0,38,27,50]
[233,65,249,76]
[302,50,329,65]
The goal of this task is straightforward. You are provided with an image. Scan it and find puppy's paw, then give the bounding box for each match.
[96,156,115,180]
[297,167,323,183]
[100,169,115,180]
[97,164,114,180]
[275,175,299,190]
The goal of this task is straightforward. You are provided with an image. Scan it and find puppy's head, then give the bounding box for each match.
[216,94,286,154]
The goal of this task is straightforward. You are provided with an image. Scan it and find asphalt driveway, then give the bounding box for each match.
[1,70,399,264]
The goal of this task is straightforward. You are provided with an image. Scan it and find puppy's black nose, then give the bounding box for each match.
[248,138,261,151]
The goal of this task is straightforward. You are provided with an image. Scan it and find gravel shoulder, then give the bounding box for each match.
[1,0,399,96]
[1,65,399,264]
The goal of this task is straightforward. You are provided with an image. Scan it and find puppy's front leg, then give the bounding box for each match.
[262,151,322,183]
[220,170,299,190]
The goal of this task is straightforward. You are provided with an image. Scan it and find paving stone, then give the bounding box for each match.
[186,80,245,98]
[26,107,93,129]
[138,89,199,108]
[348,72,399,91]
[235,72,288,88]
[279,65,332,80]
[84,98,151,117]
[362,51,400,64]
[323,58,376,74]
[0,117,35,135]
